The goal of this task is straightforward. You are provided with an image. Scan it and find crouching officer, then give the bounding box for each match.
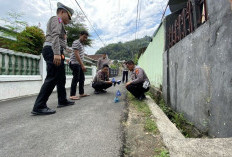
[31,2,75,115]
[125,60,150,100]
[92,64,112,94]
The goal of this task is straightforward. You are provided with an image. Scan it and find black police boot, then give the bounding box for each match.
[94,90,100,94]
[100,89,107,93]
[57,100,75,108]
[31,107,56,115]
[138,94,146,101]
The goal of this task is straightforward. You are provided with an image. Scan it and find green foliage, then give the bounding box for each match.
[133,53,139,65]
[16,26,45,55]
[110,64,118,70]
[96,36,151,60]
[154,149,170,157]
[144,118,158,134]
[0,12,45,55]
[127,92,152,117]
[65,20,92,47]
[151,94,197,138]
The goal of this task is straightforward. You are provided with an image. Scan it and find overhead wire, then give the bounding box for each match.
[73,0,106,47]
[48,0,53,16]
[135,0,140,40]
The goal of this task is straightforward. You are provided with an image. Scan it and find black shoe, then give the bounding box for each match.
[31,107,56,115]
[57,100,75,108]
[138,95,146,101]
[100,89,107,93]
[94,90,100,94]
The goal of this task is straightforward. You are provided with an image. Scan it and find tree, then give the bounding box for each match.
[65,13,92,47]
[17,26,45,55]
[0,11,27,50]
[0,12,45,55]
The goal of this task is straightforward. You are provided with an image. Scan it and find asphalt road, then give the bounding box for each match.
[0,81,126,157]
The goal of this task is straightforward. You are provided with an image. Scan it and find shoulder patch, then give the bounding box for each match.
[58,17,62,23]
[135,69,139,75]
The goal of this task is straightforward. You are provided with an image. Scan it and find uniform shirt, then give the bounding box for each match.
[130,66,149,84]
[122,64,128,71]
[45,16,66,55]
[93,70,109,83]
[70,39,85,64]
[97,57,110,70]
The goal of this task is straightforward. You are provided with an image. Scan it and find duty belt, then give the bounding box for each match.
[43,42,52,47]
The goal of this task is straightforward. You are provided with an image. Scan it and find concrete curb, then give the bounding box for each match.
[146,96,232,157]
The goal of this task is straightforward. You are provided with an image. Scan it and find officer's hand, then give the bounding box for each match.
[82,66,87,72]
[126,82,131,87]
[53,55,61,66]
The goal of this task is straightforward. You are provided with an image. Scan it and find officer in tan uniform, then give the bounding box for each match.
[92,64,112,94]
[126,60,150,101]
[32,2,75,115]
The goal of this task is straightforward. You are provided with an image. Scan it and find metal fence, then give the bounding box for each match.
[168,0,208,48]
[109,68,119,78]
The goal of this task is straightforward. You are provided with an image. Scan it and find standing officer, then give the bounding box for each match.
[125,60,150,100]
[92,64,112,94]
[122,61,128,83]
[32,2,75,115]
[97,53,110,71]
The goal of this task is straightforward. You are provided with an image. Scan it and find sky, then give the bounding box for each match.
[0,0,169,55]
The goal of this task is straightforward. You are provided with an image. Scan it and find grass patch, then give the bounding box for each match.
[125,92,169,157]
[127,92,158,134]
[127,92,152,117]
[148,91,204,138]
[144,118,158,134]
[154,149,170,157]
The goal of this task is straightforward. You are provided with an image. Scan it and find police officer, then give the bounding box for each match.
[97,53,110,71]
[92,64,112,94]
[32,2,75,115]
[125,60,150,100]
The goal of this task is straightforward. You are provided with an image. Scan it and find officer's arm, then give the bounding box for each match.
[131,68,144,84]
[51,17,61,55]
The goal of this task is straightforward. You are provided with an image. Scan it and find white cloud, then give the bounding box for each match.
[0,0,168,55]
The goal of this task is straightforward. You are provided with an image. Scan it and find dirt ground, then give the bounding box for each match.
[123,100,168,157]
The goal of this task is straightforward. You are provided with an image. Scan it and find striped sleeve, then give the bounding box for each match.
[72,40,82,50]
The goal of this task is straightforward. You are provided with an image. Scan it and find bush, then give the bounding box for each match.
[16,26,45,55]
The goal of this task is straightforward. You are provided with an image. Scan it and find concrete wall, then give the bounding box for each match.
[0,53,96,101]
[138,24,165,87]
[0,75,93,101]
[163,0,232,137]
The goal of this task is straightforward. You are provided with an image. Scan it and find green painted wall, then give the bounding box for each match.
[138,23,165,87]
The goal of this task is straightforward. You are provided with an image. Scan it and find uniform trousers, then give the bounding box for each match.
[92,82,112,91]
[126,83,149,98]
[33,46,67,110]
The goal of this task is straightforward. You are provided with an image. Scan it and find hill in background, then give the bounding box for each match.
[95,36,151,60]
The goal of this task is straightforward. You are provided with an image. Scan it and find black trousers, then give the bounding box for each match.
[92,82,112,91]
[69,63,85,96]
[33,46,67,109]
[122,71,128,83]
[126,83,149,98]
